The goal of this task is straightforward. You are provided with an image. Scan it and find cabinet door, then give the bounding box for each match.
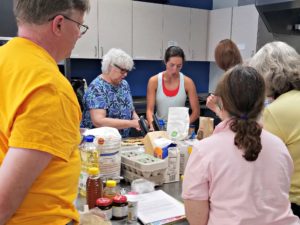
[98,0,132,58]
[162,5,190,59]
[71,0,98,59]
[190,9,209,61]
[133,1,163,60]
[207,8,232,61]
[231,5,258,60]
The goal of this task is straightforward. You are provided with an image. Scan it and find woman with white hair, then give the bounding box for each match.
[249,41,300,218]
[81,48,140,138]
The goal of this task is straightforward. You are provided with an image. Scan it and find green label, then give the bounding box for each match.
[171,131,178,137]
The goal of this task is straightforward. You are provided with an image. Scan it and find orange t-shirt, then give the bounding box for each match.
[0,37,82,225]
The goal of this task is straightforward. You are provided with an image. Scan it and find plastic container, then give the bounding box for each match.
[79,135,99,196]
[96,197,113,220]
[121,150,167,186]
[86,167,103,209]
[103,180,118,200]
[127,194,138,223]
[112,195,128,220]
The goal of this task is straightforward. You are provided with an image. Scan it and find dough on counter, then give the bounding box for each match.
[79,214,112,225]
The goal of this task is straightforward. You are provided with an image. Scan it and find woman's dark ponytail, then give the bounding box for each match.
[230,119,262,161]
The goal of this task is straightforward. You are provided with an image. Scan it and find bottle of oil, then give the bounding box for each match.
[79,135,99,196]
[86,167,103,209]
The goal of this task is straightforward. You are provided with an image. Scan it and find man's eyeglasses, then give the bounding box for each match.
[113,64,129,74]
[48,15,89,35]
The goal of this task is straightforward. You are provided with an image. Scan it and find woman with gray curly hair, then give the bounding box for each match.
[249,41,300,218]
[81,48,140,138]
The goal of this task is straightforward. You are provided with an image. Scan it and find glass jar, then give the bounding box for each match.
[96,197,113,220]
[103,180,118,200]
[112,195,128,220]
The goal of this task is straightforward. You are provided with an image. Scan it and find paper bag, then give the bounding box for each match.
[197,117,214,140]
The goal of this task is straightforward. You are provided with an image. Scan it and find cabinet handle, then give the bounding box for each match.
[94,46,97,58]
[100,46,103,58]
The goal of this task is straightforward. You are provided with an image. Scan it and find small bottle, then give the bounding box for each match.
[103,180,118,200]
[86,167,103,209]
[187,145,193,155]
[188,124,196,136]
[158,119,166,131]
[96,197,113,220]
[79,135,99,196]
[112,195,128,220]
[127,194,138,223]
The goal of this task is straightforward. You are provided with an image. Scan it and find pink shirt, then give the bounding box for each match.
[182,120,300,225]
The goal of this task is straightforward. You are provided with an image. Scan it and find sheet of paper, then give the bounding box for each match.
[137,190,185,224]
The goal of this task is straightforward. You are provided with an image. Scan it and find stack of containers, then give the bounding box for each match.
[84,127,122,180]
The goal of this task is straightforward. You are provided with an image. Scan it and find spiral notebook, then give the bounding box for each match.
[137,190,186,225]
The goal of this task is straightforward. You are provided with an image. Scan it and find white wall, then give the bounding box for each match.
[209,0,238,92]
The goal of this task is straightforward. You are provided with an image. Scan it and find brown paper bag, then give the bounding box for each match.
[197,117,214,140]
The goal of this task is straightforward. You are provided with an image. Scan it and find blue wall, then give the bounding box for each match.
[70,59,210,96]
[70,0,212,96]
[167,0,212,9]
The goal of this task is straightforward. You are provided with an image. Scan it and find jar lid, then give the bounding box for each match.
[113,195,127,203]
[96,198,112,206]
[106,180,116,187]
[88,167,99,175]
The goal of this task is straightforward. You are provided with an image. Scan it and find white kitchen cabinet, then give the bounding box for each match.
[98,0,132,58]
[231,4,259,60]
[71,0,98,59]
[162,5,190,59]
[207,7,232,61]
[190,8,209,61]
[133,1,163,60]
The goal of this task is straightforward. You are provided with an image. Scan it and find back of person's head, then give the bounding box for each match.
[249,41,300,98]
[164,46,185,63]
[13,0,90,25]
[214,39,243,71]
[215,65,265,161]
[101,48,134,74]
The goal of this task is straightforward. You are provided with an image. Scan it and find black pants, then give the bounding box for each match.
[292,203,300,218]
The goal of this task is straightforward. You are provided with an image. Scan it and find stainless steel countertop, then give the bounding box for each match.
[76,181,189,225]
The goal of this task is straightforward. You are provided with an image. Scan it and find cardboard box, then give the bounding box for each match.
[143,131,169,155]
[164,147,180,183]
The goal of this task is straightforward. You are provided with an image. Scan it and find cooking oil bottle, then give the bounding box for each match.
[79,135,99,196]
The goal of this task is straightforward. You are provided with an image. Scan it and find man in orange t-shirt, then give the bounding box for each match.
[0,1,90,224]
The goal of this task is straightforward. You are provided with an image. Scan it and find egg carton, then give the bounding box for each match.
[122,166,165,186]
[121,151,167,178]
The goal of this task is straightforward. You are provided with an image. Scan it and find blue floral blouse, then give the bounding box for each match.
[80,76,135,138]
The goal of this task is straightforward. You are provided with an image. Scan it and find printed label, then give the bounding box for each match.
[79,171,88,192]
[102,208,112,220]
[113,205,128,217]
